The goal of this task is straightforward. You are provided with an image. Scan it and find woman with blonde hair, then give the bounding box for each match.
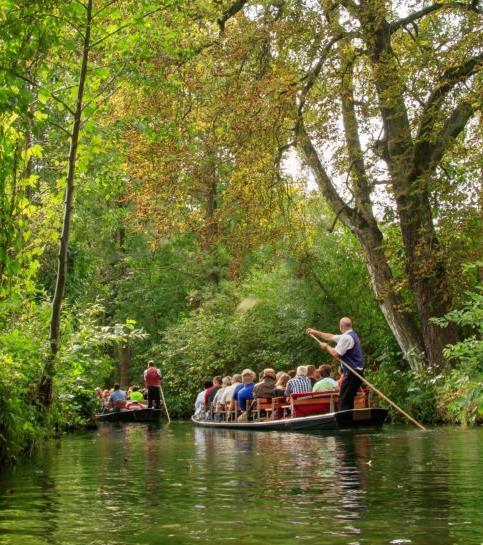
[274,372,290,397]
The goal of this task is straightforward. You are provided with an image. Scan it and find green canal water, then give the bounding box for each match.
[0,424,482,545]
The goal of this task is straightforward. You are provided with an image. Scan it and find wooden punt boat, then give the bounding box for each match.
[192,407,388,432]
[95,405,163,423]
[192,390,388,432]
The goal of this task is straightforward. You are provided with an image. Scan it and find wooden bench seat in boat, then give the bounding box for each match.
[290,388,370,417]
[290,392,338,417]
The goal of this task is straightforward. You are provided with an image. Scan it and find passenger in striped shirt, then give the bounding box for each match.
[285,366,312,396]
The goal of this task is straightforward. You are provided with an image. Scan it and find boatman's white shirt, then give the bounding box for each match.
[333,330,355,357]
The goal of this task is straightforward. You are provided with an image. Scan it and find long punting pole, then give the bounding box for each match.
[160,384,171,423]
[308,333,426,431]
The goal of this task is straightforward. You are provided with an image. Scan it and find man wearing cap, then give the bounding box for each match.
[144,360,162,410]
[306,317,365,411]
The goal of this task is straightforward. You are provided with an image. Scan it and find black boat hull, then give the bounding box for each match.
[191,408,388,432]
[95,408,163,423]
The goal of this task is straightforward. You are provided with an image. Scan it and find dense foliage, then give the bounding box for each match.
[0,0,481,460]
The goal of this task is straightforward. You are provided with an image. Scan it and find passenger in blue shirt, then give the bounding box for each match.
[109,383,127,409]
[236,369,256,411]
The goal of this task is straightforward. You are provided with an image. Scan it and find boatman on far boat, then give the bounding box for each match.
[306,317,365,411]
[144,360,162,410]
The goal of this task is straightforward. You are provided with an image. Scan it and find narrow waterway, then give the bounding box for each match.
[0,424,481,545]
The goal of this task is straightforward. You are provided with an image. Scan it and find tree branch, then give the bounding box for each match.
[418,100,475,176]
[415,54,482,159]
[295,117,357,230]
[92,0,120,19]
[47,119,73,137]
[90,6,167,48]
[339,55,374,217]
[0,67,76,115]
[390,1,481,33]
[217,0,248,32]
[297,33,344,115]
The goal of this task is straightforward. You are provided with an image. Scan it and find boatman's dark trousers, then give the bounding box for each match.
[339,370,363,411]
[148,386,161,409]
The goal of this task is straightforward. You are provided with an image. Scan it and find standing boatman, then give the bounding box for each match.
[305,317,365,411]
[144,360,162,410]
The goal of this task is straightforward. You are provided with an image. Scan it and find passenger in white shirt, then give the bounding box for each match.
[222,374,242,403]
[194,380,213,417]
[213,376,232,409]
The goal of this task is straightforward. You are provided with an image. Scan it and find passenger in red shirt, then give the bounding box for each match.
[144,360,161,409]
[204,376,222,405]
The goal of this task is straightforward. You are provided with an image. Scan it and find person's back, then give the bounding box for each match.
[144,360,162,409]
[313,364,338,392]
[274,372,290,397]
[109,384,127,409]
[253,369,276,399]
[237,369,256,410]
[237,382,255,410]
[213,376,232,408]
[313,377,338,392]
[306,365,318,387]
[205,376,222,405]
[223,374,242,404]
[144,365,161,387]
[130,386,144,401]
[195,381,213,416]
[285,366,312,396]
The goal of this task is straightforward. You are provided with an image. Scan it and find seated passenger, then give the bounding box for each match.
[204,376,222,405]
[287,369,296,378]
[213,376,232,409]
[102,389,110,410]
[306,365,318,387]
[274,372,290,397]
[194,380,213,416]
[253,368,276,399]
[94,387,103,410]
[285,366,312,396]
[236,369,256,411]
[223,374,242,406]
[109,383,127,409]
[313,364,338,392]
[130,385,144,401]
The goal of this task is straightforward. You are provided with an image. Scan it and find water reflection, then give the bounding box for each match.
[192,427,371,530]
[0,425,481,545]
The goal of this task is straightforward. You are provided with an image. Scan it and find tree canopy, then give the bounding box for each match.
[0,0,481,458]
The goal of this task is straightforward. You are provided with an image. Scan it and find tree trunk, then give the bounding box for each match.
[49,0,92,362]
[118,343,131,388]
[296,120,425,369]
[357,1,459,366]
[205,166,220,285]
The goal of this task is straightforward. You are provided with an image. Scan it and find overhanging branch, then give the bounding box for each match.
[390,1,481,33]
[217,0,248,32]
[422,100,475,175]
[415,53,482,160]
